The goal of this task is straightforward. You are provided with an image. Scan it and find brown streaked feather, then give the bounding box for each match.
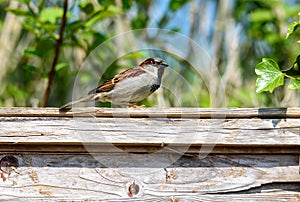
[88,66,146,95]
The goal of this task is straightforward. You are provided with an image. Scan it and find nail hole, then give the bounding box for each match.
[0,155,19,174]
[128,181,140,197]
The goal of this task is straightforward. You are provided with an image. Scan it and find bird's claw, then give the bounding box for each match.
[128,104,145,108]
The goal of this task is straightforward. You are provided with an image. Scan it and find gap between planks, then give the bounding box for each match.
[0,143,299,154]
[0,107,300,118]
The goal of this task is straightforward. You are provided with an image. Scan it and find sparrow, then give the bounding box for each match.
[59,57,168,110]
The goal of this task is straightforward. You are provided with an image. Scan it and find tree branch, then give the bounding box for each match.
[41,0,68,107]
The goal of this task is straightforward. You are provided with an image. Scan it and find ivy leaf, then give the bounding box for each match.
[295,55,300,72]
[288,78,300,89]
[283,55,300,77]
[255,58,285,93]
[286,21,299,39]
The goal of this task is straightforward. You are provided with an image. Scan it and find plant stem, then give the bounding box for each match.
[41,0,68,107]
[285,74,300,80]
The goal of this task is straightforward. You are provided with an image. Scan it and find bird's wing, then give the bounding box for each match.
[88,66,146,94]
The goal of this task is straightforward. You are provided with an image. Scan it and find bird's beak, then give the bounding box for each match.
[160,61,168,67]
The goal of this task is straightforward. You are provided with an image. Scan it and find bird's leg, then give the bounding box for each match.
[128,103,145,108]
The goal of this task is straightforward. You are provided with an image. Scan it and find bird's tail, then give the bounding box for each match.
[59,94,95,111]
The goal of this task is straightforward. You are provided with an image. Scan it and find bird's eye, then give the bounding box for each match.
[151,59,155,64]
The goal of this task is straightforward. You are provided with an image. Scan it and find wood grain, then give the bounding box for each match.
[0,154,299,200]
[0,116,299,149]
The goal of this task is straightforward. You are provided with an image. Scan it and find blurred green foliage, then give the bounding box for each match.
[0,0,299,108]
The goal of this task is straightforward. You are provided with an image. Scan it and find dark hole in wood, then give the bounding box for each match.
[0,155,19,174]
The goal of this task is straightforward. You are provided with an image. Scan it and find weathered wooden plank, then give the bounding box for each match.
[0,107,300,118]
[2,193,299,201]
[0,116,299,147]
[0,154,299,200]
[0,108,299,200]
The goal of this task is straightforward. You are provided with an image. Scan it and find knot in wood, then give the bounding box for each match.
[128,181,140,197]
[0,155,19,174]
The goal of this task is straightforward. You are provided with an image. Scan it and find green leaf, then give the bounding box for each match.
[123,52,146,60]
[18,0,31,4]
[286,21,299,39]
[55,63,68,72]
[283,55,300,78]
[36,39,55,57]
[40,8,63,24]
[89,32,106,50]
[6,8,31,16]
[23,65,41,73]
[23,65,46,77]
[293,55,300,73]
[23,16,41,36]
[248,9,274,22]
[131,13,148,29]
[169,0,189,12]
[24,48,39,57]
[85,5,122,28]
[255,58,285,93]
[7,84,27,101]
[121,0,134,10]
[79,2,94,14]
[38,0,46,12]
[288,78,300,89]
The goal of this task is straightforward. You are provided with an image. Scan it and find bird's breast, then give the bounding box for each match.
[107,71,159,104]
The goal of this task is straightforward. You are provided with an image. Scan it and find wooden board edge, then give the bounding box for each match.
[0,107,300,118]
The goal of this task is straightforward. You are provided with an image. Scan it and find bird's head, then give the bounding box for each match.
[139,57,168,69]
